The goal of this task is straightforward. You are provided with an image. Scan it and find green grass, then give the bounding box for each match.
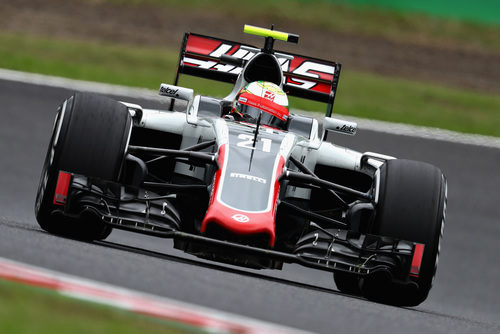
[337,70,500,135]
[323,0,500,25]
[2,32,499,137]
[0,33,178,89]
[0,279,201,333]
[104,0,500,52]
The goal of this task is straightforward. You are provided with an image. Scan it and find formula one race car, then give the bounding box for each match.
[35,25,447,306]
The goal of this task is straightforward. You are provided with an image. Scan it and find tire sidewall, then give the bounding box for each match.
[35,96,75,223]
[365,159,446,305]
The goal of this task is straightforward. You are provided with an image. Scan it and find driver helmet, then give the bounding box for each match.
[232,81,289,129]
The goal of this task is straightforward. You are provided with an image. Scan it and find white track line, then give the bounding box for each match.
[1,68,499,149]
[322,114,500,149]
[0,68,160,100]
[0,256,313,334]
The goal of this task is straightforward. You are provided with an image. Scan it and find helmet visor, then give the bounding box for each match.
[235,102,287,129]
[235,91,288,129]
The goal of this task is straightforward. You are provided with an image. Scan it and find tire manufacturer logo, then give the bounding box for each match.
[232,214,250,223]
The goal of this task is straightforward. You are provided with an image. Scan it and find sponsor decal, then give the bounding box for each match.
[230,172,267,184]
[263,90,275,102]
[337,124,356,134]
[184,35,336,93]
[237,92,288,121]
[231,214,250,223]
[159,85,179,97]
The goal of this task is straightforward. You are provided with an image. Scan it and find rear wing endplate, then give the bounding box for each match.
[173,33,342,117]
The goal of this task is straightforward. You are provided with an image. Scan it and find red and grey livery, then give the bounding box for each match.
[34,25,447,307]
[202,122,294,246]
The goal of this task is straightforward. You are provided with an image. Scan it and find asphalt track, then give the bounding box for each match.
[1,78,499,333]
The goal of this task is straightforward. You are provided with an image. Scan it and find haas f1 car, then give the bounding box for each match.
[35,25,447,306]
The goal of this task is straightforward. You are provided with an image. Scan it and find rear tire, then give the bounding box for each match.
[334,272,362,295]
[35,92,132,240]
[362,159,447,306]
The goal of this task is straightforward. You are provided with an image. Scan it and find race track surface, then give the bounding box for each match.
[1,79,499,333]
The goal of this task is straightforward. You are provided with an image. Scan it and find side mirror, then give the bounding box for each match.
[324,117,357,136]
[186,95,210,127]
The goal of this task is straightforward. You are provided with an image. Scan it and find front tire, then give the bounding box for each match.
[362,159,447,306]
[35,92,132,240]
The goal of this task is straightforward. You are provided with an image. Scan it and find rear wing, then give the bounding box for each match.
[173,32,342,116]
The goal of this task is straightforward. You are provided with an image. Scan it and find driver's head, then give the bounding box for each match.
[231,81,289,130]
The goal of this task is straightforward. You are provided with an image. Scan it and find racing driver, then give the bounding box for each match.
[230,81,289,130]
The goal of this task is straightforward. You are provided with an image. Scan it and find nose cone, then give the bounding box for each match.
[201,204,276,246]
[201,144,285,247]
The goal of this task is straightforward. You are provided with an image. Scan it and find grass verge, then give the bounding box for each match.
[0,279,201,333]
[2,32,499,137]
[106,0,500,52]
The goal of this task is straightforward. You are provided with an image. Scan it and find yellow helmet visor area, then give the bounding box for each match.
[243,25,299,44]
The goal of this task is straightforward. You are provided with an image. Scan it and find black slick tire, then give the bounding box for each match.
[362,159,447,306]
[35,92,132,240]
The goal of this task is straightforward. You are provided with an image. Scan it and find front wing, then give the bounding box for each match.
[53,170,424,288]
